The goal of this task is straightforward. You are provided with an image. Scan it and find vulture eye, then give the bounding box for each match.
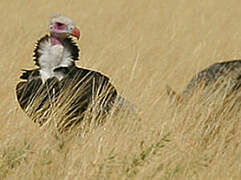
[69,26,74,31]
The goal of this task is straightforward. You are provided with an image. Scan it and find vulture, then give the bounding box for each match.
[16,15,126,131]
[167,60,241,101]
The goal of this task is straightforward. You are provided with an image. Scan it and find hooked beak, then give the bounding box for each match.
[71,27,80,40]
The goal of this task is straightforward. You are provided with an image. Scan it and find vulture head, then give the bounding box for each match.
[49,14,80,44]
[30,14,81,82]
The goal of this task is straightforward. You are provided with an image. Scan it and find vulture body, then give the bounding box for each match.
[182,60,241,97]
[16,15,121,130]
[167,60,241,101]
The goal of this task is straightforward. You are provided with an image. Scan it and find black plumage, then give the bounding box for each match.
[16,35,118,130]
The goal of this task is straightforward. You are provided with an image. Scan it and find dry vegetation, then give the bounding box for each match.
[1,0,241,179]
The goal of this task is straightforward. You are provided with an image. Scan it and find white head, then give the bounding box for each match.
[49,14,80,42]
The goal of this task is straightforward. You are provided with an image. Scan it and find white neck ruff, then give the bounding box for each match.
[37,37,74,83]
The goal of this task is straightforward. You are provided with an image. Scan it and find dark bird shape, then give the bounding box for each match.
[167,60,241,102]
[16,15,128,131]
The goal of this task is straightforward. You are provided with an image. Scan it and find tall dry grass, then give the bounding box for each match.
[1,0,241,179]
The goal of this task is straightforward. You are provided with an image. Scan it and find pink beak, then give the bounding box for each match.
[71,27,80,40]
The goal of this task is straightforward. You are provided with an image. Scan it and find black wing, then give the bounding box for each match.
[16,69,61,124]
[16,67,118,128]
[59,67,118,122]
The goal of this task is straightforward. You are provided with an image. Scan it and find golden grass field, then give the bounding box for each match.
[1,0,241,179]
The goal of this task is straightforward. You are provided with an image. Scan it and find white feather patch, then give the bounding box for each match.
[37,38,74,83]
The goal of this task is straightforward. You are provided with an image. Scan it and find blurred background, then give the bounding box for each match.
[1,0,241,179]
